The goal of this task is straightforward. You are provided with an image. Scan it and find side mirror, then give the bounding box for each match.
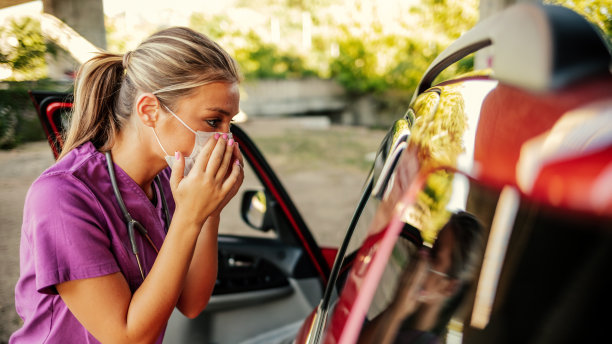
[240,190,274,232]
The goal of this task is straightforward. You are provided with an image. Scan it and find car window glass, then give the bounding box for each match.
[343,120,411,261]
[465,189,612,343]
[358,172,492,344]
[357,171,612,343]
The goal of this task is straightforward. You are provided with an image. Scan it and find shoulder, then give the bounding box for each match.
[25,142,106,219]
[43,142,104,178]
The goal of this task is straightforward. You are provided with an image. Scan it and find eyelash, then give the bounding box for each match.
[206,119,220,128]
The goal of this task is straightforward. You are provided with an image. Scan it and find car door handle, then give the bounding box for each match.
[227,256,255,268]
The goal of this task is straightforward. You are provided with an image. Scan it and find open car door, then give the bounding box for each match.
[29,91,331,344]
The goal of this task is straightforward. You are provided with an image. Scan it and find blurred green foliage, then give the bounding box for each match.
[190,13,318,80]
[409,85,468,241]
[187,0,479,95]
[0,17,65,148]
[2,0,611,150]
[233,32,318,80]
[0,17,57,81]
[418,171,453,243]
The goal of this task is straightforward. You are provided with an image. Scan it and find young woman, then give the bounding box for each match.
[10,27,244,343]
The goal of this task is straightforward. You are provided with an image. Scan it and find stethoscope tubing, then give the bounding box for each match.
[105,151,168,280]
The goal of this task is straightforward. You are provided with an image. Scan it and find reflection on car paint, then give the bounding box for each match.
[470,186,519,329]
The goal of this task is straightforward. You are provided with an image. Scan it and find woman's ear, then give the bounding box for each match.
[135,93,160,128]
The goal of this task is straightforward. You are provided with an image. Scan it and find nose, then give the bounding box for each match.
[219,120,232,133]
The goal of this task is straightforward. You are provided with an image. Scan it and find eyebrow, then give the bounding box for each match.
[206,107,232,117]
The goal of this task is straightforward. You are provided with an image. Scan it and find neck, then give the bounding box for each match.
[110,126,167,199]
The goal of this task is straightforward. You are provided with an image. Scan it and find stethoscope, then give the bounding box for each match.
[105,151,170,281]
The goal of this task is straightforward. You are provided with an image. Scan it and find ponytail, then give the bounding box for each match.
[58,27,240,160]
[58,53,126,159]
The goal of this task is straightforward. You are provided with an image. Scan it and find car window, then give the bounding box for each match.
[341,119,412,269]
[357,168,612,343]
[465,187,612,343]
[360,171,485,343]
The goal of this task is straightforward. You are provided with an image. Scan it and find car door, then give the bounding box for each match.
[29,91,331,344]
[316,3,612,343]
[292,116,415,344]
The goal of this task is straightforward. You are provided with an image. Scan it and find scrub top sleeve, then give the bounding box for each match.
[24,174,120,294]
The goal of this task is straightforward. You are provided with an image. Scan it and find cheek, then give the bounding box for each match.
[176,134,197,155]
[159,122,196,156]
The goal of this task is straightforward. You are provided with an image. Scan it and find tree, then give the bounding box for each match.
[0,17,57,81]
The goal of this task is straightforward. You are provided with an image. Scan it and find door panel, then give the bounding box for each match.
[165,236,323,344]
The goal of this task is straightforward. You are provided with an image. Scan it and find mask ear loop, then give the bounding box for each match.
[157,104,200,160]
[162,105,197,134]
[152,128,171,157]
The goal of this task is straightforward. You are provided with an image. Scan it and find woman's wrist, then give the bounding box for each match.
[172,205,208,230]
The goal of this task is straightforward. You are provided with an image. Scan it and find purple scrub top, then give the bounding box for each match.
[10,142,175,343]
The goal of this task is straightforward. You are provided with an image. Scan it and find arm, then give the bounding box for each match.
[57,213,202,343]
[359,249,429,344]
[175,215,219,318]
[177,143,244,317]
[57,136,241,344]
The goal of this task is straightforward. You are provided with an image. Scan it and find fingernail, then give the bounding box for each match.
[234,159,240,166]
[214,133,220,140]
[222,133,228,140]
[227,138,234,146]
[175,151,180,160]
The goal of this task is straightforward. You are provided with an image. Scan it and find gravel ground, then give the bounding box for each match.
[0,118,387,342]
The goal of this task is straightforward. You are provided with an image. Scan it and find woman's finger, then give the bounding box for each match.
[216,138,235,182]
[191,134,219,175]
[169,151,184,191]
[204,134,228,179]
[220,160,242,195]
[233,142,243,167]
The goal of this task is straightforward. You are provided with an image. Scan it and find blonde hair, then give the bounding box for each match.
[59,27,240,159]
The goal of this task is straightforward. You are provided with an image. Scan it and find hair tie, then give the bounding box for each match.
[122,51,133,71]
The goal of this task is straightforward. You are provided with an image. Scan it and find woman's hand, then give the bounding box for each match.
[392,248,430,319]
[169,134,241,226]
[210,140,244,217]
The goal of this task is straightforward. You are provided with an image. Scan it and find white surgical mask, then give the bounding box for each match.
[153,105,232,176]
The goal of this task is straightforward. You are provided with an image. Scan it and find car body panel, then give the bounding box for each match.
[316,3,612,344]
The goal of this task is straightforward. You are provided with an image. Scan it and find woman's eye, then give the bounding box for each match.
[205,119,220,128]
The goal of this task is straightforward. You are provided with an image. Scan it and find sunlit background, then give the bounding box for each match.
[0,0,610,341]
[0,0,608,149]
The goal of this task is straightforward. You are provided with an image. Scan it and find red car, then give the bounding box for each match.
[30,3,611,343]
